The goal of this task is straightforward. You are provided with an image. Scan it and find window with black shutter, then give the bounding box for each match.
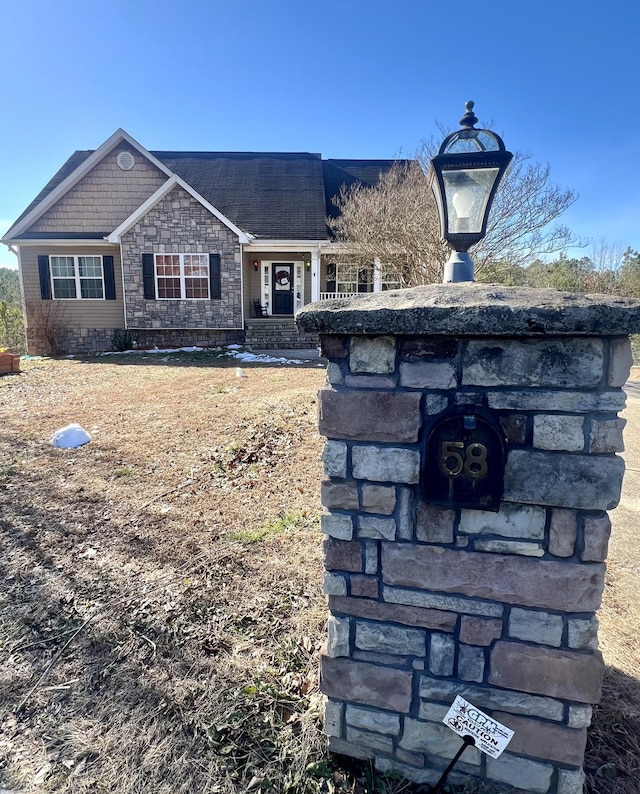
[38,255,52,300]
[209,253,221,299]
[142,253,155,299]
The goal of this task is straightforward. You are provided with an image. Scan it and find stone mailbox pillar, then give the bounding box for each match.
[296,284,640,794]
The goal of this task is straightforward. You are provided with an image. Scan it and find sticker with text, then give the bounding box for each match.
[443,696,514,759]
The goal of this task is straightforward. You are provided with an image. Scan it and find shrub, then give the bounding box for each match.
[112,329,134,352]
[0,301,26,354]
[24,300,68,356]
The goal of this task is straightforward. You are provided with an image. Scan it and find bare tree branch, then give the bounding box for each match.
[328,144,579,285]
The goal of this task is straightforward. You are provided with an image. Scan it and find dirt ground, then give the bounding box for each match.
[0,352,639,793]
[0,353,328,793]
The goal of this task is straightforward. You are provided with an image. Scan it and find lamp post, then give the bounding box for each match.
[429,101,513,283]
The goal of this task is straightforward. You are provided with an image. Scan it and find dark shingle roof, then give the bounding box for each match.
[5,146,400,242]
[323,159,410,221]
[6,151,94,236]
[154,151,328,240]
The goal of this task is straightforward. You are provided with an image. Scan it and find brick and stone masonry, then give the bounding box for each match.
[296,284,640,794]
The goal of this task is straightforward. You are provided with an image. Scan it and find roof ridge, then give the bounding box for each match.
[152,150,323,158]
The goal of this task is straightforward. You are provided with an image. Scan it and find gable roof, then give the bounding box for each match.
[3,131,400,243]
[4,129,173,241]
[107,174,251,244]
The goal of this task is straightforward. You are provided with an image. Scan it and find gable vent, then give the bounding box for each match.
[117,150,135,170]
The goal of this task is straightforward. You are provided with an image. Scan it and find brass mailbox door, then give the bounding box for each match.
[424,410,506,511]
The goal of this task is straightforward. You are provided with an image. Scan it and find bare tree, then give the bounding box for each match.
[328,142,579,285]
[24,300,69,355]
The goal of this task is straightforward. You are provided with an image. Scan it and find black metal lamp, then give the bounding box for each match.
[429,101,513,283]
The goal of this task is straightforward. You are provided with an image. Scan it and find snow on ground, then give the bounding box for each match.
[228,351,305,365]
[99,346,205,356]
[96,345,316,365]
[51,424,92,449]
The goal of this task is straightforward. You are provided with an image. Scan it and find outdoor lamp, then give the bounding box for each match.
[253,259,260,271]
[429,101,513,283]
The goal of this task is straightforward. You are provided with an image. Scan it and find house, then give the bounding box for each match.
[2,129,400,355]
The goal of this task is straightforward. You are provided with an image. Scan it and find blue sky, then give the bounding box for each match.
[1,0,638,269]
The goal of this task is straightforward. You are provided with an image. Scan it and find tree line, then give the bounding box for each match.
[0,268,25,354]
[477,248,640,298]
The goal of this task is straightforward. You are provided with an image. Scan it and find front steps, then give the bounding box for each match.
[244,317,318,350]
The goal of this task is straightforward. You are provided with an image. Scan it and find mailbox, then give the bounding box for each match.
[424,407,506,511]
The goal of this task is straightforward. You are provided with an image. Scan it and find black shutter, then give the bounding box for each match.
[38,255,52,300]
[103,256,116,300]
[209,253,221,299]
[142,253,155,299]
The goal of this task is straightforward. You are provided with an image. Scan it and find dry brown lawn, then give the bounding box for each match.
[0,352,638,793]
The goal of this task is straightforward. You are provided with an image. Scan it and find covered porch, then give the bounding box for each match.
[243,245,397,319]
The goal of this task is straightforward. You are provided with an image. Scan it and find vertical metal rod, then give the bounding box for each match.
[431,735,476,794]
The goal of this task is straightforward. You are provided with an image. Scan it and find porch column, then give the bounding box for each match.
[311,249,320,303]
[373,257,382,293]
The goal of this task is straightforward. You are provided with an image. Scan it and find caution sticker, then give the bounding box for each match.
[443,696,514,759]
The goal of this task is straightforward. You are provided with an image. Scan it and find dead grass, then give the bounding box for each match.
[0,352,639,793]
[0,353,327,793]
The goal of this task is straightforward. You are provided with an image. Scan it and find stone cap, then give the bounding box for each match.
[296,284,640,337]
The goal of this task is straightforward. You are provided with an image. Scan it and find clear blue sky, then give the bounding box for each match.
[1,0,638,269]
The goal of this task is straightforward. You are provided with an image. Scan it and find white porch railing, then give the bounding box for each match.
[318,291,361,301]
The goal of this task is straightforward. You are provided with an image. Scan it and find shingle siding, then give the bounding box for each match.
[29,142,167,235]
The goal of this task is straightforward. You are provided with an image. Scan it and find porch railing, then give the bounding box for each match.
[318,292,361,302]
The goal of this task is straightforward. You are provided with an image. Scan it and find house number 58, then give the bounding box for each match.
[439,441,488,479]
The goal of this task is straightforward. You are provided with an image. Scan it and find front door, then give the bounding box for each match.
[272,263,294,315]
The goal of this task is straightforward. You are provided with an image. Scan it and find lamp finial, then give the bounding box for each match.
[459,101,478,129]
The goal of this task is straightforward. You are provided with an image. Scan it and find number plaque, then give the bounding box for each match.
[424,409,505,511]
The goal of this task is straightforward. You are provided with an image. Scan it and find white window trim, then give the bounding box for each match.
[154,253,210,300]
[50,254,105,300]
[327,262,373,295]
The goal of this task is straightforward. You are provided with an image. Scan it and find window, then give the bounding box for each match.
[50,255,105,299]
[155,254,210,299]
[326,263,372,295]
[381,268,401,291]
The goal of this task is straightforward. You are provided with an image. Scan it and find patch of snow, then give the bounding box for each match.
[99,346,204,356]
[96,343,312,365]
[143,345,205,355]
[51,424,92,449]
[226,351,306,365]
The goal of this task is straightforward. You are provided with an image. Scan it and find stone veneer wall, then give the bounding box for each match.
[121,185,243,331]
[130,328,244,349]
[296,285,640,794]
